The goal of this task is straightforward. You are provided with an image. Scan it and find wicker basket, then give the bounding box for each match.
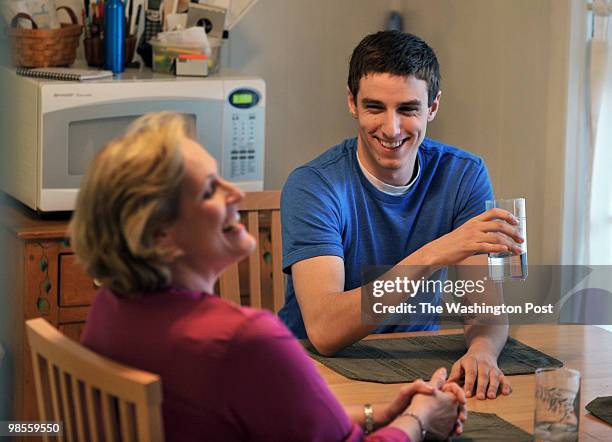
[9,6,83,68]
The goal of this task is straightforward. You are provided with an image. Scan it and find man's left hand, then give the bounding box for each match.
[448,349,511,400]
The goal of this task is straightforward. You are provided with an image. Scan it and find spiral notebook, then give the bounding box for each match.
[16,67,113,81]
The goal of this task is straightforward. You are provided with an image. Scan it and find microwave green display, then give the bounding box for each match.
[232,93,254,105]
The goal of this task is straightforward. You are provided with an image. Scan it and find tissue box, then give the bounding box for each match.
[151,39,206,74]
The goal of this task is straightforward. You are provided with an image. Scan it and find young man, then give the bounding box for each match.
[279,31,524,400]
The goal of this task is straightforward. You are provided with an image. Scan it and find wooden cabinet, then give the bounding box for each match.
[0,198,94,422]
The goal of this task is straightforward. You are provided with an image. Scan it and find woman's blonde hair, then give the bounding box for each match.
[70,112,192,296]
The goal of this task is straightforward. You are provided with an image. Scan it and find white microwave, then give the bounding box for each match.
[0,68,265,212]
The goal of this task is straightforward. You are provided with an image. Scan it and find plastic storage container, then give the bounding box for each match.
[151,40,205,74]
[207,38,222,75]
[151,39,221,75]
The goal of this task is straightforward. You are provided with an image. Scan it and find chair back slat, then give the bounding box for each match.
[85,386,101,442]
[31,352,52,442]
[102,393,118,442]
[26,318,164,442]
[271,211,284,313]
[71,376,87,441]
[247,211,262,308]
[119,399,136,442]
[219,264,241,304]
[49,364,63,427]
[59,369,76,442]
[218,191,286,312]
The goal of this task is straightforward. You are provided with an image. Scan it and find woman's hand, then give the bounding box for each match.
[374,379,436,427]
[441,382,468,436]
[404,388,464,440]
[378,367,467,430]
[429,368,468,436]
[383,368,467,441]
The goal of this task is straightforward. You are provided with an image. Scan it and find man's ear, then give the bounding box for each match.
[347,87,358,118]
[427,90,442,122]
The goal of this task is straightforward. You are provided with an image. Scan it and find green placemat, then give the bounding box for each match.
[307,334,563,383]
[586,396,612,425]
[452,412,532,441]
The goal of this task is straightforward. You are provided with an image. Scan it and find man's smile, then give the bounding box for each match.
[374,136,411,151]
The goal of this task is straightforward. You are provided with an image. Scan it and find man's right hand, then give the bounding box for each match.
[414,208,524,267]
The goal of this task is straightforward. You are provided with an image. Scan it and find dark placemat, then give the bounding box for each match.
[307,334,563,383]
[452,411,532,441]
[586,396,612,425]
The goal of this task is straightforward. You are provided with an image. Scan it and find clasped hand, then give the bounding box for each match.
[379,367,467,439]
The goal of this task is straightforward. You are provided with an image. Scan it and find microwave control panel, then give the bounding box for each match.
[222,87,264,187]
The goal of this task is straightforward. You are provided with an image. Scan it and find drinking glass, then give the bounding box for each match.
[485,197,527,281]
[534,367,580,442]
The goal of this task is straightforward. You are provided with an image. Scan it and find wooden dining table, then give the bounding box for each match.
[313,325,612,441]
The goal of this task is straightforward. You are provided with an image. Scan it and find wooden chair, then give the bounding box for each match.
[218,190,285,312]
[25,318,164,442]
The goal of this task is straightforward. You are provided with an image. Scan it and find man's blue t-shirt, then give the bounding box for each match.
[278,137,493,339]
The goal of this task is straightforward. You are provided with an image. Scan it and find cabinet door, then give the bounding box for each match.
[58,254,97,306]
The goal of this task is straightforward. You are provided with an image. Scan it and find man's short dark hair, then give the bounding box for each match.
[348,31,440,107]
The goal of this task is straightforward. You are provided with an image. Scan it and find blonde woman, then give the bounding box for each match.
[72,112,466,442]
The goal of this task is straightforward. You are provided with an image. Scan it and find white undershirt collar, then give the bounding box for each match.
[356,150,420,196]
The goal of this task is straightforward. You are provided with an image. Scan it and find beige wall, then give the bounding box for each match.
[56,0,571,264]
[52,0,389,191]
[397,0,570,264]
[225,0,394,190]
[226,0,571,264]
